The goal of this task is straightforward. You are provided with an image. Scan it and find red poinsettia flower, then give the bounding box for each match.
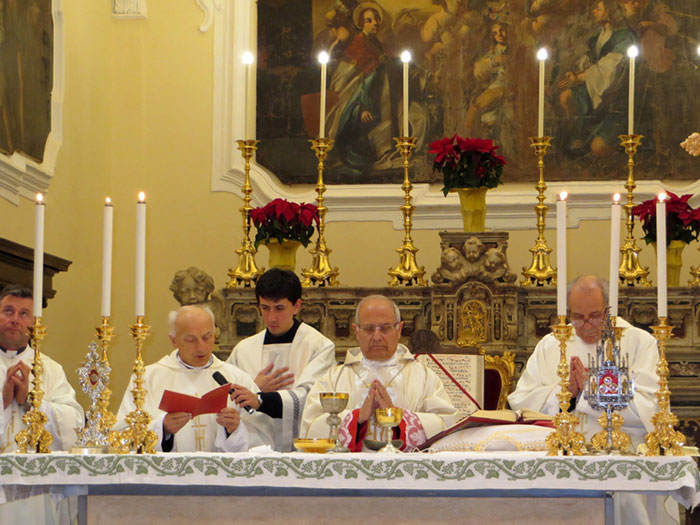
[428,135,457,165]
[632,190,700,245]
[456,136,495,154]
[250,198,318,248]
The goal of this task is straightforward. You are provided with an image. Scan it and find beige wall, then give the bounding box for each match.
[0,1,698,411]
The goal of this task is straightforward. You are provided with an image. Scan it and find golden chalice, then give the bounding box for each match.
[375,407,403,453]
[320,392,350,453]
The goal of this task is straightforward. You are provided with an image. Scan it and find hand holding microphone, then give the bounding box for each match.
[212,371,257,414]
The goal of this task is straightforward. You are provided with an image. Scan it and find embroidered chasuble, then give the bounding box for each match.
[115,350,259,452]
[227,322,335,451]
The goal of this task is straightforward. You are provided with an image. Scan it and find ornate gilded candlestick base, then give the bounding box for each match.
[227,139,264,288]
[546,316,586,456]
[302,138,340,287]
[591,412,631,454]
[109,316,157,454]
[689,264,700,287]
[15,317,53,453]
[644,317,684,455]
[388,136,427,287]
[521,137,557,286]
[96,317,116,434]
[618,134,651,287]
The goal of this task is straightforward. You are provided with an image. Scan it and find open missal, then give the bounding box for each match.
[418,409,555,450]
[158,383,231,417]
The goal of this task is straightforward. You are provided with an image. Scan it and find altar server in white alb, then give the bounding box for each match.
[227,268,335,451]
[0,285,83,453]
[115,305,257,452]
[508,275,659,447]
[300,295,458,451]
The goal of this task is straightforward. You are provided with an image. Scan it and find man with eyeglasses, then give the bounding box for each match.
[509,275,660,447]
[300,295,458,451]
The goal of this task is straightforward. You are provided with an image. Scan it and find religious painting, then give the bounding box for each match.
[256,0,700,185]
[0,0,53,163]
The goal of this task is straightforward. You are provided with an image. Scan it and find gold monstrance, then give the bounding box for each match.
[15,317,53,453]
[388,136,427,286]
[521,137,557,286]
[226,139,264,288]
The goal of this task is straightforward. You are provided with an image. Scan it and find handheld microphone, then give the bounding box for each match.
[212,371,255,414]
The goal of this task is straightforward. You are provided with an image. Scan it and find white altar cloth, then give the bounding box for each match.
[0,451,698,510]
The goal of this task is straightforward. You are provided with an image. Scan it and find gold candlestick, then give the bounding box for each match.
[96,317,117,433]
[388,136,427,287]
[227,139,264,288]
[15,317,53,453]
[618,134,651,286]
[109,316,157,454]
[302,138,340,287]
[546,315,586,456]
[644,317,684,455]
[521,137,557,286]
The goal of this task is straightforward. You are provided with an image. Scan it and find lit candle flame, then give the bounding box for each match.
[401,50,412,63]
[559,191,567,201]
[658,192,667,202]
[627,45,639,58]
[536,48,548,61]
[138,192,146,202]
[613,193,620,203]
[318,51,329,65]
[242,51,254,65]
[36,193,43,203]
[105,197,112,205]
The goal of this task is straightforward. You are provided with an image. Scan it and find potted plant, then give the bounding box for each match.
[632,191,700,286]
[428,135,506,232]
[250,198,319,271]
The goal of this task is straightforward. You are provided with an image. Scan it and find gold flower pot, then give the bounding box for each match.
[454,187,487,232]
[265,239,301,272]
[652,240,686,287]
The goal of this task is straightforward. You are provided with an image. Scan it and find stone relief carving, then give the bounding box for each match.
[170,267,229,342]
[432,236,516,286]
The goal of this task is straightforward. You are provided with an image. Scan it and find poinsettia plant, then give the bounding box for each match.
[632,191,700,246]
[428,135,507,195]
[250,198,319,248]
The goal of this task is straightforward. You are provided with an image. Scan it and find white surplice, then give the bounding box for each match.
[300,344,459,448]
[0,346,84,453]
[115,350,259,452]
[508,317,659,447]
[227,322,335,451]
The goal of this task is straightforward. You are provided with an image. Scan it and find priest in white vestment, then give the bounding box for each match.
[300,295,458,451]
[115,305,258,452]
[509,275,678,525]
[0,286,84,524]
[227,268,335,451]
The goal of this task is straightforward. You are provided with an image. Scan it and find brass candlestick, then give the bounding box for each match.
[109,316,157,454]
[618,134,651,286]
[15,317,53,453]
[521,137,556,286]
[96,317,116,433]
[644,317,684,455]
[302,138,340,287]
[226,139,264,288]
[546,315,586,455]
[388,136,427,287]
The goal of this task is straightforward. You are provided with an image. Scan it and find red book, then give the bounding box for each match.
[158,383,231,417]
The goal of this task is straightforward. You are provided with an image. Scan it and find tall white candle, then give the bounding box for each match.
[401,51,411,137]
[318,51,329,139]
[136,192,146,317]
[627,46,638,135]
[33,194,45,318]
[657,193,667,318]
[242,51,254,140]
[102,197,114,318]
[557,191,567,317]
[609,194,621,317]
[537,48,548,137]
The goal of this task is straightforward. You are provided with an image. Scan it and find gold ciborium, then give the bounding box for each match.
[320,392,350,453]
[375,407,403,453]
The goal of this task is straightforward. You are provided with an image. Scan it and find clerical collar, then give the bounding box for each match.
[264,318,300,345]
[0,345,27,358]
[362,353,398,368]
[176,351,213,369]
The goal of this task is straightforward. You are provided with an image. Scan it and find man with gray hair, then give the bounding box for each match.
[300,295,458,451]
[115,305,259,452]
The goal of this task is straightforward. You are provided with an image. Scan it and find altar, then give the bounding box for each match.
[1,451,698,525]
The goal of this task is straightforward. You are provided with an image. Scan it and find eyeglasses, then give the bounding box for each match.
[569,310,606,327]
[356,322,400,335]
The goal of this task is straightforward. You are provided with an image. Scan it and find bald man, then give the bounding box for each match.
[300,295,458,451]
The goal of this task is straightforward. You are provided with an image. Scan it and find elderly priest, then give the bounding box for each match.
[115,305,258,452]
[300,295,458,451]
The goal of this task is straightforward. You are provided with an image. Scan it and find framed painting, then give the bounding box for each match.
[255,0,700,186]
